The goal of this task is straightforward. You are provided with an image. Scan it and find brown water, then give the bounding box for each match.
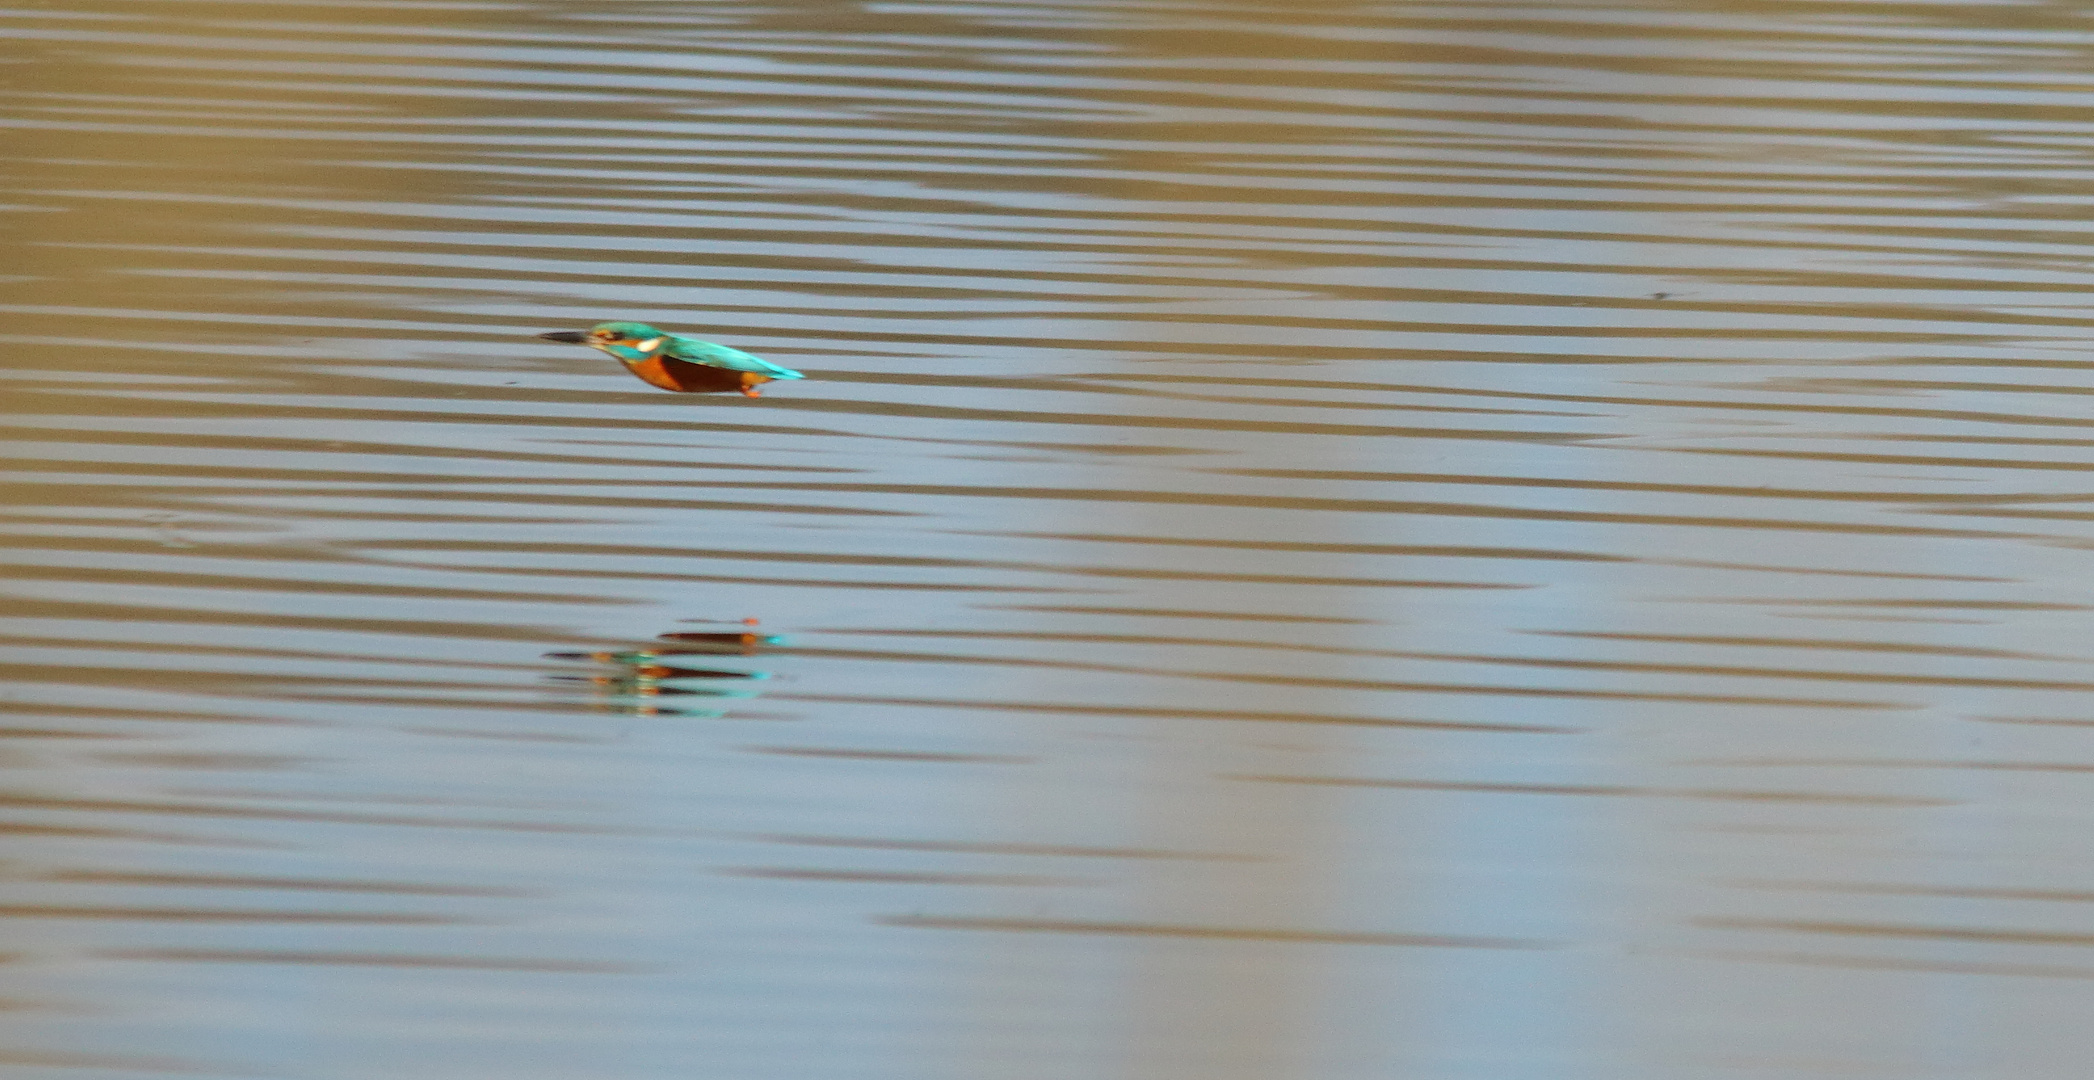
[8,0,2094,1076]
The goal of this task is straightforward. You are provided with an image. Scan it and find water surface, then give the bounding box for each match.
[9,1,2094,1077]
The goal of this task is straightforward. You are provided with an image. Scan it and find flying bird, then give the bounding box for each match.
[538,321,804,397]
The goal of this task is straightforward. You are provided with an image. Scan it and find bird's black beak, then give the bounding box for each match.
[537,331,590,343]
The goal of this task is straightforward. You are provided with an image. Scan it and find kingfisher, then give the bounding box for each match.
[537,321,804,397]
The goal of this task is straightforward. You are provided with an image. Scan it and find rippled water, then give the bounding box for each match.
[11,0,2094,1076]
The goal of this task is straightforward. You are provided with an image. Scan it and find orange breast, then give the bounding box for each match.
[621,356,765,394]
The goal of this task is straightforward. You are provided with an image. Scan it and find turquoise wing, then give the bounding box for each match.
[661,335,803,379]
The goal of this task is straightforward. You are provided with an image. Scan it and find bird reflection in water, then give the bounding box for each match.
[544,619,780,717]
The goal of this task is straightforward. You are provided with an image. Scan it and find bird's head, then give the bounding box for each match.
[538,322,668,360]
